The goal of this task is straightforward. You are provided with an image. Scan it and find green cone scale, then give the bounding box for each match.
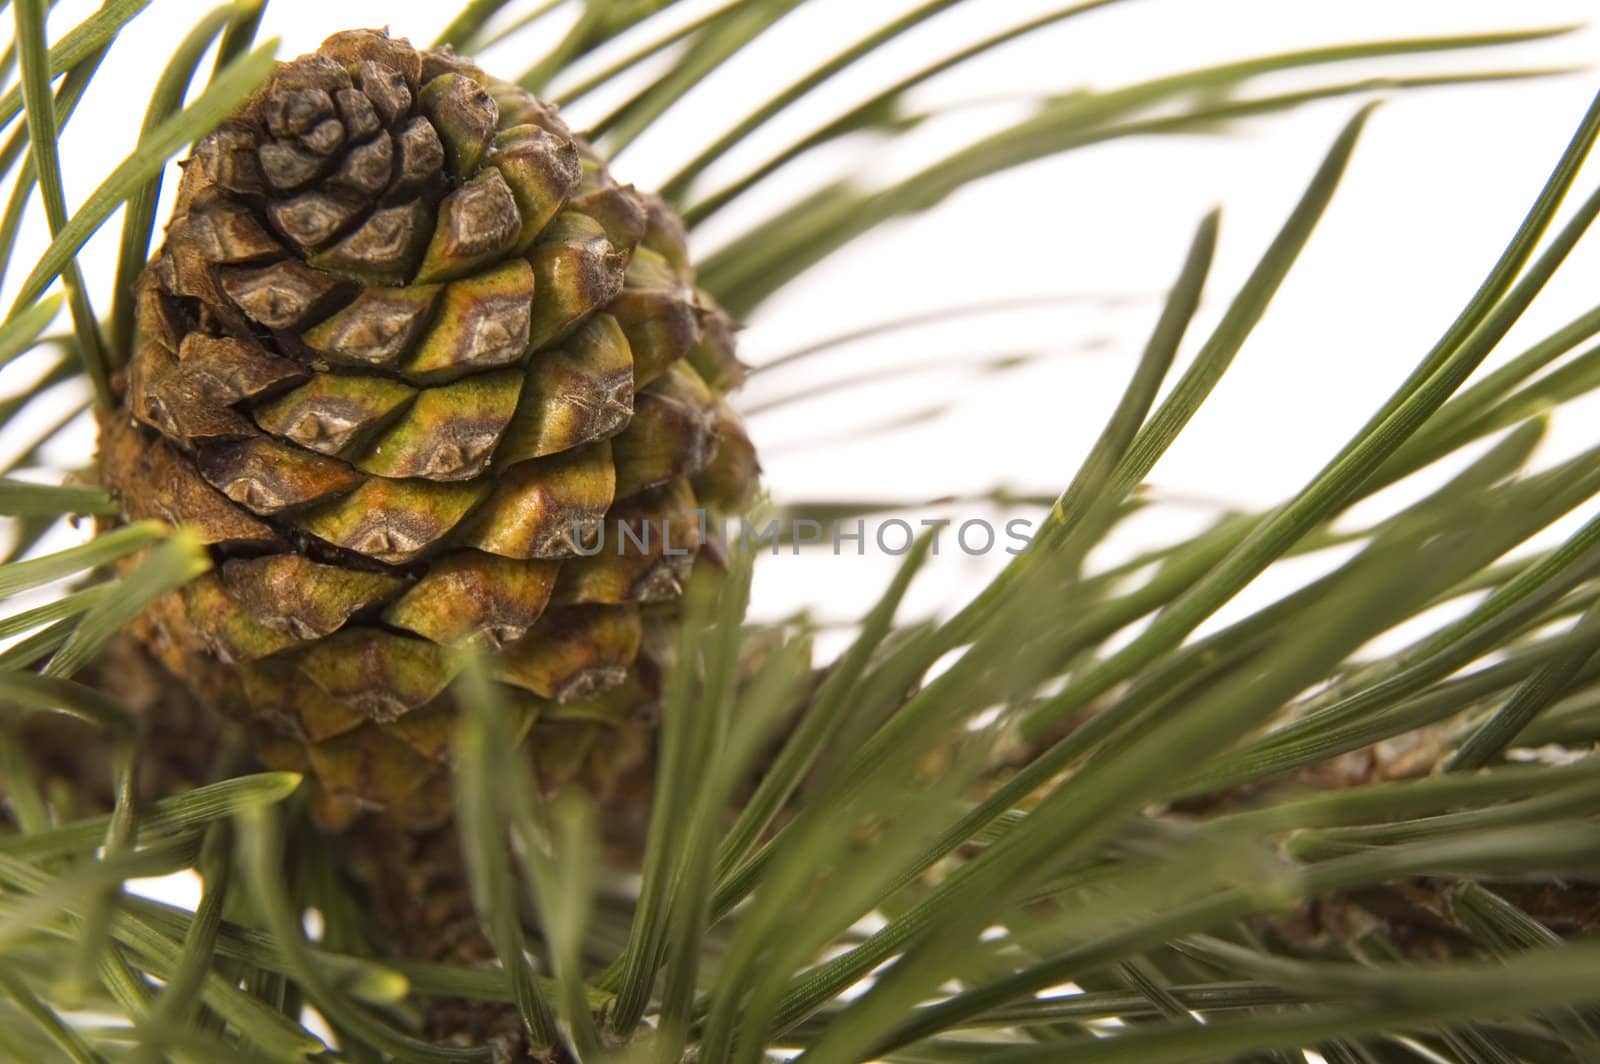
[101,29,758,829]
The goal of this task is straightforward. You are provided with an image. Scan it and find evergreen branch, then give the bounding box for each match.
[608,556,754,1036]
[0,520,163,598]
[472,0,565,53]
[772,111,1364,899]
[550,0,744,107]
[0,292,58,370]
[0,770,296,857]
[0,0,151,130]
[108,2,265,362]
[235,805,490,1063]
[0,477,116,516]
[0,967,108,1064]
[9,40,279,314]
[656,0,971,203]
[574,0,804,145]
[1446,595,1600,770]
[519,0,695,96]
[433,0,520,51]
[42,533,208,680]
[452,659,565,1052]
[0,35,110,296]
[876,822,1600,1053]
[13,0,111,408]
[1016,88,1600,740]
[697,33,1579,315]
[0,850,329,1059]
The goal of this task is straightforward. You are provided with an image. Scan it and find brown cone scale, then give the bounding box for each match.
[101,29,759,831]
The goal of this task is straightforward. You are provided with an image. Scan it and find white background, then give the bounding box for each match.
[9,0,1600,643]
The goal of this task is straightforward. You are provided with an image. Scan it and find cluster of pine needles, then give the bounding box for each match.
[1,1,1600,1061]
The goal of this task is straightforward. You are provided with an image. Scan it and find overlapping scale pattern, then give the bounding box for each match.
[101,30,757,829]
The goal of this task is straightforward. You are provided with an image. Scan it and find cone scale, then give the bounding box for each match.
[101,30,758,831]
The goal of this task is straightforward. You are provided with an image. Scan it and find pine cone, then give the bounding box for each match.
[100,29,758,830]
